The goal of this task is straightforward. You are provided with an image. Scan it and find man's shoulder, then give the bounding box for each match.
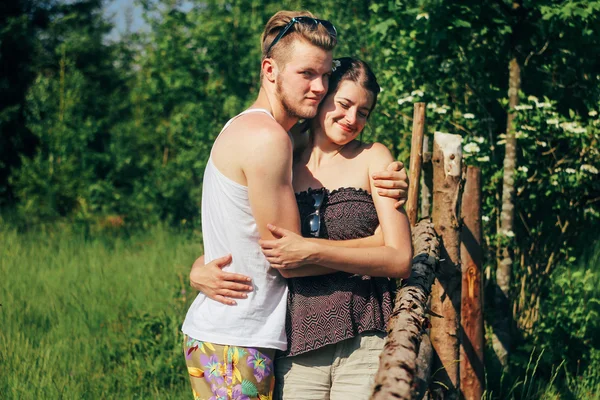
[226,112,288,139]
[229,115,291,154]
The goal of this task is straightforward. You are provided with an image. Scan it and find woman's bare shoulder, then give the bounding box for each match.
[350,140,394,161]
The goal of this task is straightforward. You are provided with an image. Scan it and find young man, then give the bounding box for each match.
[181,10,408,400]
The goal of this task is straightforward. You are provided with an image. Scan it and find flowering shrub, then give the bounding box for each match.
[390,88,599,326]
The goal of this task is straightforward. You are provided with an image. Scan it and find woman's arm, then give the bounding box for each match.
[260,143,413,279]
[188,155,410,301]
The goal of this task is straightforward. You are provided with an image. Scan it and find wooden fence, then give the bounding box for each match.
[371,104,485,400]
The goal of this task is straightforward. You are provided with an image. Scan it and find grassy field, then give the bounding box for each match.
[0,224,200,399]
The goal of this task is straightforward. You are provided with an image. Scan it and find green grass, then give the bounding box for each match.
[0,223,201,399]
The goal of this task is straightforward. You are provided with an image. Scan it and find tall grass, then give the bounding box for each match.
[484,238,600,399]
[0,224,201,399]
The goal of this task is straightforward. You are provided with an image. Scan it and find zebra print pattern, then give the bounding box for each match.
[283,187,396,357]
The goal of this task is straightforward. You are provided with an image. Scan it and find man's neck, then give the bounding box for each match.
[252,88,298,132]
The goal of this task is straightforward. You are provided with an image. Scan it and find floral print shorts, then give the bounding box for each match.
[183,335,276,400]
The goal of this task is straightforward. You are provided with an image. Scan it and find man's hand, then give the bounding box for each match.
[259,224,316,270]
[372,161,409,208]
[189,254,253,306]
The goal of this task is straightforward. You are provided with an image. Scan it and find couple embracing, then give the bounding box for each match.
[181,10,413,400]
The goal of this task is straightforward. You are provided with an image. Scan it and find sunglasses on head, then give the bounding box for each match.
[266,16,337,57]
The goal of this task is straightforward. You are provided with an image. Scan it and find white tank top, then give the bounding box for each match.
[182,109,288,350]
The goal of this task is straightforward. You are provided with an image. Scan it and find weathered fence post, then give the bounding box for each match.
[406,103,426,226]
[430,132,463,398]
[421,135,433,219]
[460,166,485,399]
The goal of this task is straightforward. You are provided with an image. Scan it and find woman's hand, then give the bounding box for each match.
[259,224,317,270]
[189,254,253,306]
[372,161,409,208]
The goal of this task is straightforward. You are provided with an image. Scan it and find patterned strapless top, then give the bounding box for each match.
[282,187,396,357]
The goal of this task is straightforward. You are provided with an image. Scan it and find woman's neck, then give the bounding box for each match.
[303,129,346,168]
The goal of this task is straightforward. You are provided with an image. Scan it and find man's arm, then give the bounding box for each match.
[189,254,253,305]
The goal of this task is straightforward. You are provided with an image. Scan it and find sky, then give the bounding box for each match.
[103,0,147,40]
[102,0,195,40]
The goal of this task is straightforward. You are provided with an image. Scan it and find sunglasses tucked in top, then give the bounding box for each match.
[307,190,325,238]
[266,16,337,57]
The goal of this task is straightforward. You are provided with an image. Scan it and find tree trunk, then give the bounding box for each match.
[460,166,484,400]
[371,220,439,400]
[430,132,463,399]
[494,55,521,367]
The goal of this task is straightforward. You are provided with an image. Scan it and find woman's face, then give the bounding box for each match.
[316,80,374,145]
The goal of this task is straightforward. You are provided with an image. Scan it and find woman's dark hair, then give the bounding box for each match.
[327,57,380,114]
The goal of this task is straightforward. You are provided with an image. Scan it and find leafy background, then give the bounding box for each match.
[1,0,599,398]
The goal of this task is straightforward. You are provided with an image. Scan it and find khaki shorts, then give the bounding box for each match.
[274,332,385,400]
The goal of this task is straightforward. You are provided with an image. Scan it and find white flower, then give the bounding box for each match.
[537,141,547,147]
[528,95,539,103]
[476,156,490,162]
[546,118,559,125]
[581,164,599,174]
[515,131,529,139]
[559,121,587,134]
[560,122,574,130]
[397,95,414,105]
[497,139,506,145]
[482,215,490,222]
[463,143,480,153]
[551,180,559,186]
[463,113,475,119]
[434,107,447,114]
[427,102,438,109]
[500,230,515,238]
[521,125,536,131]
[536,102,551,108]
[416,12,429,20]
[518,166,529,173]
[332,59,341,71]
[589,110,598,117]
[411,89,424,97]
[555,167,562,172]
[515,104,533,111]
[475,136,485,144]
[498,133,507,139]
[565,168,577,174]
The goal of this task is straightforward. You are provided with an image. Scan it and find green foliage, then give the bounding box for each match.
[11,58,97,221]
[531,245,600,372]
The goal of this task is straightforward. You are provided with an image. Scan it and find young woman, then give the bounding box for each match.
[257,57,412,399]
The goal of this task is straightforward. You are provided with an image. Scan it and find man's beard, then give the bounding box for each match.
[276,76,319,120]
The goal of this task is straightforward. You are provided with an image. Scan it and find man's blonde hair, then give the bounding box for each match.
[261,11,337,65]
